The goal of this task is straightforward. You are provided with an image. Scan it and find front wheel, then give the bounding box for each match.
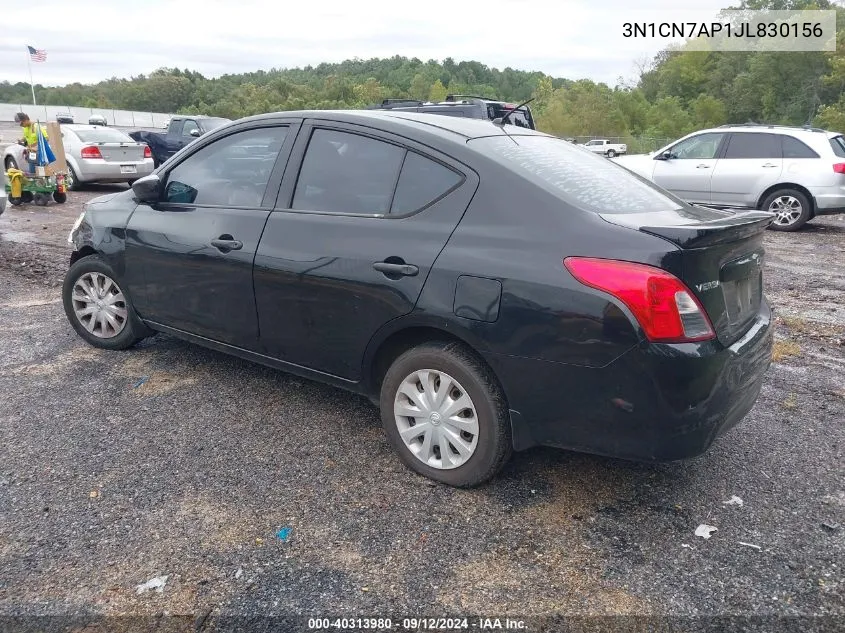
[763,189,811,232]
[53,191,67,203]
[379,342,512,487]
[62,255,150,350]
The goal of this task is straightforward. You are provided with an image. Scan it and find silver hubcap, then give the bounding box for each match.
[394,369,479,470]
[769,195,802,225]
[72,272,128,338]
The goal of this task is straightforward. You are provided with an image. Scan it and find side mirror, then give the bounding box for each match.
[132,174,161,203]
[655,150,673,160]
[189,129,201,137]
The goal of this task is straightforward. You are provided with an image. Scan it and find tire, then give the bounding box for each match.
[762,188,811,232]
[34,193,49,206]
[21,191,34,203]
[53,191,67,203]
[9,196,22,206]
[67,164,81,191]
[606,149,616,158]
[379,341,512,487]
[62,254,150,350]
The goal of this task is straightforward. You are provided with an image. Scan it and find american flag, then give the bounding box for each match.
[28,46,46,62]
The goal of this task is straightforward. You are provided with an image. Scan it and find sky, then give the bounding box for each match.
[1,0,740,88]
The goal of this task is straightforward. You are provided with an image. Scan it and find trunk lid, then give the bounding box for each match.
[96,142,146,162]
[600,206,773,345]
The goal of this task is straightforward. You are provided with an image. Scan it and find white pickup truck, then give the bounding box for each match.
[581,139,627,157]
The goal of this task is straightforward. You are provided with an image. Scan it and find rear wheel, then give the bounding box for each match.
[62,254,150,350]
[763,188,811,231]
[606,149,617,158]
[379,342,512,487]
[53,191,67,203]
[67,165,81,191]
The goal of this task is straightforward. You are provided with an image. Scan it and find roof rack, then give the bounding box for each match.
[445,94,492,102]
[718,122,826,133]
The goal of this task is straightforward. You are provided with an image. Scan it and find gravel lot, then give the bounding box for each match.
[0,186,843,632]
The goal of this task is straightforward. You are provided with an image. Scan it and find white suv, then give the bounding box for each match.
[612,124,845,231]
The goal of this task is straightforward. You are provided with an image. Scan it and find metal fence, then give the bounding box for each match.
[0,103,173,129]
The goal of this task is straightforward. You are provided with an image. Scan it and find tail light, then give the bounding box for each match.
[143,145,152,159]
[80,146,102,159]
[564,257,715,343]
[833,163,845,174]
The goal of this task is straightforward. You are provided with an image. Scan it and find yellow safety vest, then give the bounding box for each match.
[23,122,48,147]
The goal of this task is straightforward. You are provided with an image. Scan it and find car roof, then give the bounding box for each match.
[238,109,547,141]
[704,124,838,137]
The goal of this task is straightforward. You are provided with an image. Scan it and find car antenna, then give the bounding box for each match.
[492,98,535,127]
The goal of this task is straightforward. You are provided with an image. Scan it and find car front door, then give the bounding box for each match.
[125,119,299,348]
[651,132,728,204]
[252,122,478,380]
[710,132,784,207]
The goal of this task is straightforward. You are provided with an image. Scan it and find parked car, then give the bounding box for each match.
[0,168,6,216]
[612,124,845,231]
[55,112,74,124]
[88,114,108,126]
[128,115,231,167]
[64,110,773,487]
[4,124,154,190]
[581,138,627,157]
[367,94,535,129]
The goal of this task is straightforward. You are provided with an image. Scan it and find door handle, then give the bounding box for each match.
[696,164,710,169]
[373,261,419,277]
[762,163,778,168]
[210,235,243,251]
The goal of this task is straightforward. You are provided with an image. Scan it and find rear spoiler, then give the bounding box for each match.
[600,209,774,249]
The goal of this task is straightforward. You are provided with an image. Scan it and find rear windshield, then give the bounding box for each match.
[470,135,683,214]
[74,128,134,143]
[829,135,845,157]
[203,117,230,131]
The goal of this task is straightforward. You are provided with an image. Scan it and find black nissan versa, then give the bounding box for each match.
[64,110,774,487]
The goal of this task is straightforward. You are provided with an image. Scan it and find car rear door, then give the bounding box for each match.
[710,132,784,207]
[651,132,728,204]
[124,118,299,349]
[252,120,479,381]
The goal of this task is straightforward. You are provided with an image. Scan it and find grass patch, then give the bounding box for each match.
[772,339,801,362]
[780,315,810,333]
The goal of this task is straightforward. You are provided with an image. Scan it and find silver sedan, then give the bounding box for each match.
[3,124,154,190]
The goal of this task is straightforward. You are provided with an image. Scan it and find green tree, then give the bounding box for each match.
[428,79,448,102]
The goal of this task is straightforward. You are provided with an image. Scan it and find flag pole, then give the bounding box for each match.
[26,47,37,106]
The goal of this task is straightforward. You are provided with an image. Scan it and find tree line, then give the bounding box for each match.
[1,0,843,149]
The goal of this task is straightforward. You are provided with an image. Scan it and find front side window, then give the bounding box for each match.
[669,133,725,159]
[163,126,288,207]
[181,120,199,137]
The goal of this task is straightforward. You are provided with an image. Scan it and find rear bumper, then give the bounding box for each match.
[489,299,773,461]
[76,158,154,182]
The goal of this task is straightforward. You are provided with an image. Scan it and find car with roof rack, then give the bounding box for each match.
[366,94,535,129]
[612,123,845,231]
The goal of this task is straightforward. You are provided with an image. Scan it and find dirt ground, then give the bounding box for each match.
[0,188,843,632]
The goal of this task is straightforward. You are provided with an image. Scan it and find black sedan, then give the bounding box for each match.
[64,110,774,487]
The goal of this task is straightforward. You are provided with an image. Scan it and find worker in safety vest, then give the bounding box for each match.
[14,112,48,174]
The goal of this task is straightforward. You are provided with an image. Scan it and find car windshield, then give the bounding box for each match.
[469,134,684,214]
[74,128,134,143]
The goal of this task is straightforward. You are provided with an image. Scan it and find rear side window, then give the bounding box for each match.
[470,135,683,214]
[724,133,781,159]
[292,129,405,214]
[829,136,845,157]
[291,128,462,215]
[782,135,819,158]
[391,152,462,214]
